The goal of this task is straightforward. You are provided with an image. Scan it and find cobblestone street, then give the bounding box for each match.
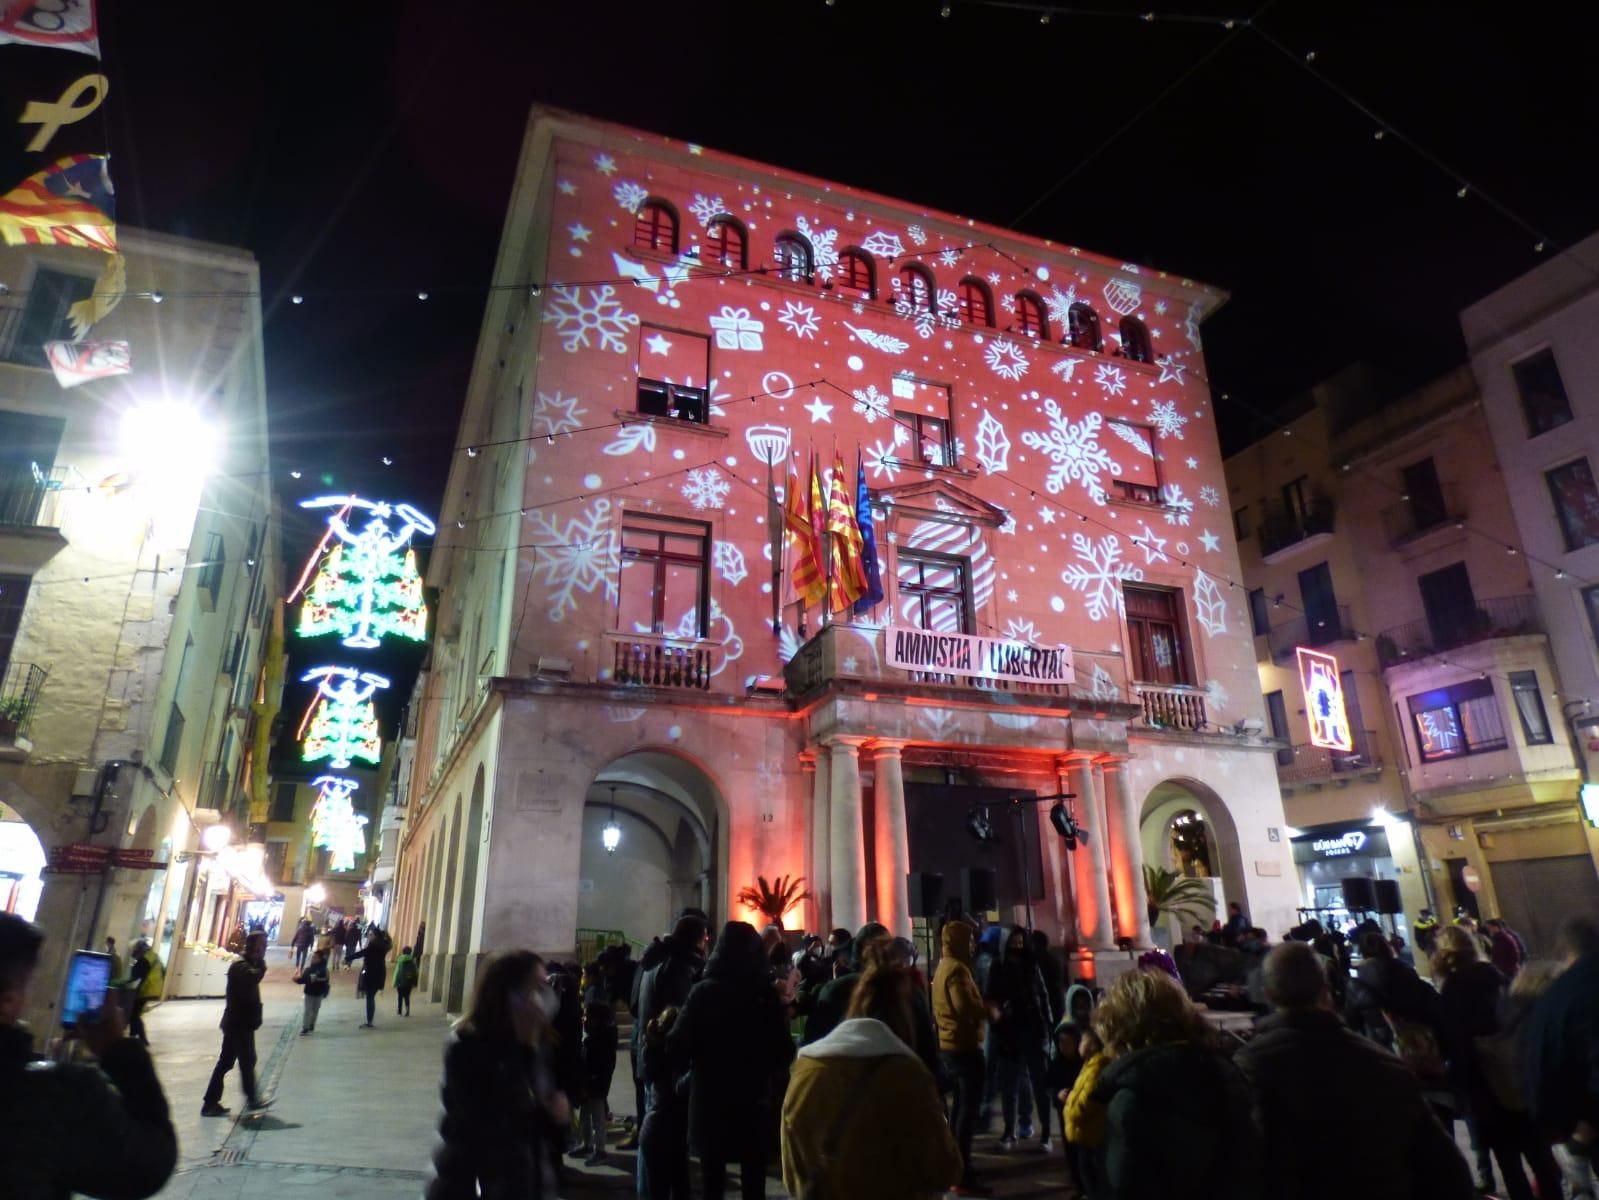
[139,948,1070,1198]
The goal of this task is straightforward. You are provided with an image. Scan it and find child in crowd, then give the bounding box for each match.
[393,945,418,1016]
[1053,984,1098,1192]
[295,948,331,1034]
[638,1006,689,1200]
[573,1000,617,1166]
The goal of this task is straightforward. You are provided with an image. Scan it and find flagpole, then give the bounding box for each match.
[768,454,781,636]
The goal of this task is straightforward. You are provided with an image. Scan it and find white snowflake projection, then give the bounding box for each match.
[529,499,619,621]
[1002,618,1043,645]
[852,384,891,424]
[1198,485,1221,508]
[1050,357,1080,382]
[1062,531,1143,621]
[1131,520,1169,564]
[1148,398,1188,440]
[1162,482,1195,526]
[891,284,937,340]
[688,193,725,227]
[1154,299,1168,315]
[1152,633,1174,669]
[1043,284,1080,328]
[1102,277,1142,316]
[935,289,962,329]
[1157,355,1188,385]
[999,294,1017,314]
[938,247,961,268]
[1185,301,1204,351]
[862,230,906,258]
[984,339,1029,381]
[543,286,637,354]
[681,467,731,510]
[987,271,1002,286]
[905,225,927,246]
[974,409,1011,474]
[1093,363,1127,397]
[593,153,617,175]
[777,625,804,664]
[1020,402,1120,504]
[611,251,694,309]
[795,214,839,280]
[613,180,649,214]
[1108,420,1152,457]
[603,422,656,457]
[842,321,908,355]
[1192,570,1228,636]
[865,438,901,481]
[532,391,586,437]
[1204,678,1229,712]
[713,541,747,585]
[709,306,764,351]
[776,300,820,340]
[1088,662,1120,701]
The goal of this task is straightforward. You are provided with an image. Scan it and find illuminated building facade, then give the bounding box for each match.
[392,109,1299,1007]
[0,229,281,1021]
[1227,366,1596,951]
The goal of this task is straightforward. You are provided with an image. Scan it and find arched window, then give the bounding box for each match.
[836,248,875,299]
[1119,315,1154,364]
[1014,291,1048,339]
[774,232,814,283]
[703,216,747,270]
[898,264,935,311]
[633,199,678,254]
[957,277,994,326]
[1068,302,1103,352]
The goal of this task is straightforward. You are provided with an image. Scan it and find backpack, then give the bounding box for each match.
[395,957,419,991]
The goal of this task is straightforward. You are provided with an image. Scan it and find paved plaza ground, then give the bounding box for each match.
[141,947,1070,1199]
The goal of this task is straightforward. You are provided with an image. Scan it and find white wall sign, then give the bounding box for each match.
[887,626,1073,686]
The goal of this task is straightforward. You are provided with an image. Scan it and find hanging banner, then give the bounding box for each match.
[0,1,100,56]
[44,337,128,386]
[887,625,1073,686]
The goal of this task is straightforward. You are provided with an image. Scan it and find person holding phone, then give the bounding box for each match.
[0,912,177,1199]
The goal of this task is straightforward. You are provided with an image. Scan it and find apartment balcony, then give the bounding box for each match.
[0,661,47,759]
[1267,605,1355,662]
[1259,496,1336,562]
[0,463,70,575]
[606,630,714,692]
[1381,485,1467,547]
[1276,727,1383,788]
[197,760,235,812]
[1134,683,1209,733]
[1376,594,1543,668]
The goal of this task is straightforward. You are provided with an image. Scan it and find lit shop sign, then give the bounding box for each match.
[1297,646,1353,751]
[1291,826,1390,864]
[1582,782,1599,828]
[887,626,1073,686]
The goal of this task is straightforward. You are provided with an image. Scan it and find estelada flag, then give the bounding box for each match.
[827,449,866,613]
[0,153,123,337]
[0,1,100,56]
[784,460,825,608]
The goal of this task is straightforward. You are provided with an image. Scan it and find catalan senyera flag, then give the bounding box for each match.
[827,450,866,613]
[0,153,124,337]
[784,460,825,608]
[808,454,828,583]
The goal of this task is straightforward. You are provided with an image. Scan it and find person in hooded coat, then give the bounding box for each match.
[1343,930,1442,1051]
[984,925,1055,1151]
[932,918,988,1193]
[803,921,941,1081]
[667,921,796,1200]
[783,940,961,1200]
[628,914,708,1144]
[1080,967,1261,1200]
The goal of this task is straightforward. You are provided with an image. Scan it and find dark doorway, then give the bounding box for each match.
[1418,562,1477,650]
[1297,562,1341,644]
[904,784,1046,912]
[1402,458,1448,533]
[1265,690,1292,767]
[1445,857,1481,920]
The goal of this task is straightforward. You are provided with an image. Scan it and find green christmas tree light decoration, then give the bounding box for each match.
[300,666,388,769]
[309,775,369,873]
[297,495,435,649]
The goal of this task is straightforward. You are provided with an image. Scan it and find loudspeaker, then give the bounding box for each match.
[962,867,997,914]
[1341,876,1378,912]
[907,872,945,919]
[1374,878,1402,915]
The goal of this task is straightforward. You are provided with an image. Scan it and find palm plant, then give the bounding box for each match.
[1143,863,1217,930]
[736,874,812,930]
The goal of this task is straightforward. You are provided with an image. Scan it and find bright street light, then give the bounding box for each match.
[200,823,232,852]
[120,401,220,480]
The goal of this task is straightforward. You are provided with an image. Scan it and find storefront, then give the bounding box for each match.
[0,806,45,920]
[1290,820,1412,941]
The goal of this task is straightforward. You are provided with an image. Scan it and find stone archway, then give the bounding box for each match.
[577,749,725,951]
[1139,777,1245,941]
[446,767,486,1011]
[0,799,46,921]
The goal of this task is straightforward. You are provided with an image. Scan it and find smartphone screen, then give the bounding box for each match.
[60,950,114,1030]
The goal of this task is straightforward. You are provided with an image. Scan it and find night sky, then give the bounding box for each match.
[87,1,1599,751]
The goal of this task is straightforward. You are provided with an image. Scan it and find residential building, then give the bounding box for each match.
[0,229,279,1021]
[1227,365,1589,952]
[389,109,1300,1009]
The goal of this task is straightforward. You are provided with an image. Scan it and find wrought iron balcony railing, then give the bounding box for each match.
[1276,728,1383,784]
[1376,594,1542,667]
[0,661,48,744]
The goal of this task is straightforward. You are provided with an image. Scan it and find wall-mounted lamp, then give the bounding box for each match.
[602,786,621,854]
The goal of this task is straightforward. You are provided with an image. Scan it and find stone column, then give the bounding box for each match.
[1062,754,1116,950]
[826,736,869,932]
[871,740,911,937]
[804,747,830,932]
[1101,757,1153,948]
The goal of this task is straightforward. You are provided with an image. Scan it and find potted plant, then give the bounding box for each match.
[1143,863,1217,931]
[0,695,29,737]
[736,874,811,931]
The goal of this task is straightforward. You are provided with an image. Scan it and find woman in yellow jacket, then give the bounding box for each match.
[783,943,961,1199]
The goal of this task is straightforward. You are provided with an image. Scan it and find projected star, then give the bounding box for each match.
[568,223,592,242]
[804,396,834,423]
[1198,529,1221,552]
[644,332,673,356]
